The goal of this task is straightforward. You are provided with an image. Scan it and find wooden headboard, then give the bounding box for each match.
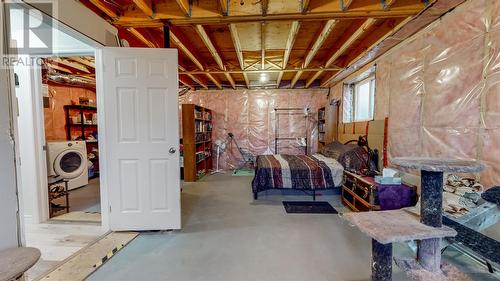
[338,119,388,169]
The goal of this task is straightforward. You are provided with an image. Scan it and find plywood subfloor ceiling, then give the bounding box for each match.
[79,0,463,91]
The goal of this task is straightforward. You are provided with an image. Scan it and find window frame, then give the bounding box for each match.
[352,75,375,122]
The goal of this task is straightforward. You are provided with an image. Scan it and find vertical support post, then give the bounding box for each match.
[420,170,443,227]
[372,239,392,281]
[417,238,441,272]
[163,25,170,48]
[417,170,444,272]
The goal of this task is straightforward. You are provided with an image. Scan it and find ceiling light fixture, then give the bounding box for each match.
[259,73,268,82]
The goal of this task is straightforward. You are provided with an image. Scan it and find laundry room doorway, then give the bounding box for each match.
[9,2,108,279]
[41,55,102,224]
[16,54,103,225]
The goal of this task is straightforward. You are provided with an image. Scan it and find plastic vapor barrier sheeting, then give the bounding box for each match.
[179,89,328,170]
[375,0,500,188]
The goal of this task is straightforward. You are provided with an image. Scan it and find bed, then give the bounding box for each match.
[251,138,380,200]
[251,154,344,200]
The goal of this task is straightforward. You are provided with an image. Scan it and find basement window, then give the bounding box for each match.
[343,67,376,123]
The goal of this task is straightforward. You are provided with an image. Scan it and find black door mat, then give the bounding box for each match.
[283,201,338,214]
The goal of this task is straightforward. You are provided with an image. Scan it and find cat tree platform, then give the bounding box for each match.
[344,157,484,281]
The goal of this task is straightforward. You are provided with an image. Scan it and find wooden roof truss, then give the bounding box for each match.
[81,0,449,90]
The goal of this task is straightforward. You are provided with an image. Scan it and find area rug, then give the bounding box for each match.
[282,201,338,214]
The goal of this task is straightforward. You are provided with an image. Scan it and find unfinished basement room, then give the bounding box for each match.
[0,0,499,281]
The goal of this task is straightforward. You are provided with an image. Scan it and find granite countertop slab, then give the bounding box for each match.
[390,157,484,173]
[342,209,457,244]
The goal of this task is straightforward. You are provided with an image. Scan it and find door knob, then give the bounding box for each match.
[169,147,176,154]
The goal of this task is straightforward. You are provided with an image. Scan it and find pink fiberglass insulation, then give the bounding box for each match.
[380,0,498,187]
[179,89,328,170]
[328,0,500,188]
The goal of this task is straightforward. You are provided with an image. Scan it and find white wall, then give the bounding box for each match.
[15,62,41,223]
[28,0,118,47]
[0,68,21,251]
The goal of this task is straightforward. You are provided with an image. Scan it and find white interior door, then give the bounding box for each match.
[100,47,180,231]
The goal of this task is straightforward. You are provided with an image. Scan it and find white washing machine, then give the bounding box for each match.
[47,141,88,190]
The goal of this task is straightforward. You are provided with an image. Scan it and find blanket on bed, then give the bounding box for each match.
[252,154,341,193]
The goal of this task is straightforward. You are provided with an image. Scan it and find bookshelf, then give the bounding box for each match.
[318,107,326,149]
[182,104,213,182]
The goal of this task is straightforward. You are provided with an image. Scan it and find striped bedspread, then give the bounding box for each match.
[252,154,343,193]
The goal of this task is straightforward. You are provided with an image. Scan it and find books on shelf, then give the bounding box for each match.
[318,109,326,120]
[203,111,212,121]
[319,132,325,142]
[194,109,202,119]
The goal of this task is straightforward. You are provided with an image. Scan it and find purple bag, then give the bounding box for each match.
[377,184,415,210]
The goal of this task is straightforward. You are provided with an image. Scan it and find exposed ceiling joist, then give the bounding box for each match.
[308,18,376,88]
[290,71,302,88]
[175,0,191,17]
[229,23,249,88]
[282,21,300,69]
[170,30,204,71]
[261,0,269,16]
[290,19,337,88]
[114,8,423,27]
[179,77,195,90]
[179,67,342,75]
[301,0,310,13]
[89,0,120,19]
[133,0,154,18]
[261,22,266,70]
[276,73,284,88]
[69,57,95,69]
[224,73,236,89]
[45,63,73,74]
[195,24,235,89]
[303,20,337,68]
[277,20,300,88]
[179,65,208,89]
[206,73,222,89]
[229,24,244,70]
[266,59,282,70]
[245,60,260,71]
[128,28,157,48]
[340,0,354,11]
[51,58,91,74]
[349,17,412,66]
[383,0,397,10]
[195,25,224,70]
[305,69,324,88]
[325,18,376,68]
[320,16,412,87]
[219,0,229,16]
[243,73,250,89]
[188,75,208,89]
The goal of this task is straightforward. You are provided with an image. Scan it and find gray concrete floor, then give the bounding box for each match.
[87,174,497,281]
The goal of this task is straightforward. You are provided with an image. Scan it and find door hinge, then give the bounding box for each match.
[109,205,112,213]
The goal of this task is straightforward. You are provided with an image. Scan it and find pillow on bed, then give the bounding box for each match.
[320,141,372,173]
[320,141,357,160]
